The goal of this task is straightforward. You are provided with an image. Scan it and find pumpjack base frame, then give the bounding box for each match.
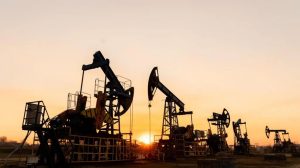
[156,134,208,160]
[68,134,134,163]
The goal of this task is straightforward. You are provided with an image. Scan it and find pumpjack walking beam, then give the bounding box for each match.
[81,51,134,135]
[82,51,134,116]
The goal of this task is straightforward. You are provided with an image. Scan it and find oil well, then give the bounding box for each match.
[207,108,230,154]
[265,126,296,153]
[21,51,135,167]
[4,51,300,168]
[147,67,207,160]
[232,119,250,154]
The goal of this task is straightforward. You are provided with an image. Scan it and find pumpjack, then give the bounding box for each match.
[232,119,250,154]
[207,108,230,154]
[21,51,135,167]
[265,126,296,153]
[148,67,206,159]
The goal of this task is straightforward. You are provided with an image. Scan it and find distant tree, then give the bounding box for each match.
[0,136,7,143]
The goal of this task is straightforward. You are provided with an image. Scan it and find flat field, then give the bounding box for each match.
[2,155,300,168]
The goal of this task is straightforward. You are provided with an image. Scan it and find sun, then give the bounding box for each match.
[138,134,151,144]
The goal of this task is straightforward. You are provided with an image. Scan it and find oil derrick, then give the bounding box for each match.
[148,67,205,159]
[265,126,296,153]
[232,119,250,154]
[21,51,135,167]
[207,108,230,154]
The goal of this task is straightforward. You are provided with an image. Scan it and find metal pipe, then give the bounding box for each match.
[79,70,85,95]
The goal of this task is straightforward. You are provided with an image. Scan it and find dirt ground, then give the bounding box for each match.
[72,156,300,168]
[1,155,300,168]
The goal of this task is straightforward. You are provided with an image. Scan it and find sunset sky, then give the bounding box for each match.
[0,0,300,146]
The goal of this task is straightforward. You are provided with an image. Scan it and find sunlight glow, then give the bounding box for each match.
[138,134,151,144]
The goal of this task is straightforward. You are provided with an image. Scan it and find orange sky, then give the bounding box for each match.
[0,0,300,146]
